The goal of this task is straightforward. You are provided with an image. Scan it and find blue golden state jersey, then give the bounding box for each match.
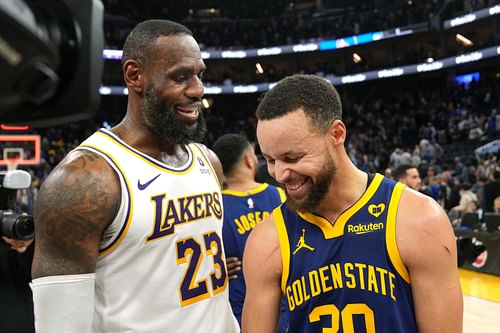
[275,173,417,333]
[222,183,286,325]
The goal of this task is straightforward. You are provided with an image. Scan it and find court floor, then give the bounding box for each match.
[460,268,500,332]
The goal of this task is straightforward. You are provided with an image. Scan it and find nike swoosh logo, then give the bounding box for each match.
[137,174,161,190]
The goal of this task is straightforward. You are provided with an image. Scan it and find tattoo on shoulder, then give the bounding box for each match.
[33,153,119,275]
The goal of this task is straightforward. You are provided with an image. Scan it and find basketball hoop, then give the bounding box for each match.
[0,135,41,168]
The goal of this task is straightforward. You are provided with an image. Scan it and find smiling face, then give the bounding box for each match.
[257,109,337,211]
[140,34,207,145]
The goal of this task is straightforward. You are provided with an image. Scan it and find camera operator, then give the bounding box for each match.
[0,172,35,333]
[0,235,35,333]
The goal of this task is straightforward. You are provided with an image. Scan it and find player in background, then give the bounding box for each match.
[213,133,288,332]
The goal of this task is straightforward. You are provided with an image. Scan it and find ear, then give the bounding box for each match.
[243,151,254,169]
[123,60,144,94]
[328,119,346,145]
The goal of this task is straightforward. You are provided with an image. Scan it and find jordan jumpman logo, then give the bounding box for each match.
[293,228,315,255]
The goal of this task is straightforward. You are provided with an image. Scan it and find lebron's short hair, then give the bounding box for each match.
[122,19,193,67]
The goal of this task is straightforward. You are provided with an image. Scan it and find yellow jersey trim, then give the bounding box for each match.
[94,131,196,175]
[277,187,287,203]
[273,207,290,293]
[298,173,384,239]
[79,143,134,256]
[222,183,270,196]
[386,182,411,284]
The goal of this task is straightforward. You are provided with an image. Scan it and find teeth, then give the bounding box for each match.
[177,108,197,113]
[177,105,200,113]
[287,179,306,191]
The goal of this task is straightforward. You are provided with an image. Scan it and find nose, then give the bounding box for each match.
[273,160,290,184]
[186,76,204,99]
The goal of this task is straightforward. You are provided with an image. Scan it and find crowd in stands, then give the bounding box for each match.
[102,0,495,50]
[6,71,499,221]
[100,0,500,87]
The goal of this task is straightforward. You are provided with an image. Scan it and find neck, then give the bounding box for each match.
[112,114,180,158]
[315,152,368,222]
[225,173,262,192]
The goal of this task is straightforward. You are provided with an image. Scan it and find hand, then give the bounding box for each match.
[2,236,33,253]
[226,256,242,280]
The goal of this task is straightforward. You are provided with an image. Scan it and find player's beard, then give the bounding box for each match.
[286,154,336,212]
[141,85,207,145]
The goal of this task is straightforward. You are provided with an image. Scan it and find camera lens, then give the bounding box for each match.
[1,211,35,240]
[13,215,35,240]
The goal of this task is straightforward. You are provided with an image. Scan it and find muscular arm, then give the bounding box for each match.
[242,215,282,333]
[397,190,463,333]
[32,150,121,278]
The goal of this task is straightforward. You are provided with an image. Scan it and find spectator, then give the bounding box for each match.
[452,182,478,213]
[493,195,500,213]
[484,167,500,212]
[392,164,422,191]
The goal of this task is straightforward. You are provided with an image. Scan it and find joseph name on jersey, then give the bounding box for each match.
[222,183,287,327]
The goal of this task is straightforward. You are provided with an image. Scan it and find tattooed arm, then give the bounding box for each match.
[32,150,121,278]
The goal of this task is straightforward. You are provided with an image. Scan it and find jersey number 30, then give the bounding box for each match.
[176,232,227,306]
[309,303,375,332]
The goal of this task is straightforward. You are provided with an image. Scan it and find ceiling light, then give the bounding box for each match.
[456,33,473,46]
[353,53,362,64]
[256,63,264,74]
[202,98,210,109]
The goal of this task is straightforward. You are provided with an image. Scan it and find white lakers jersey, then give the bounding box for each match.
[77,129,239,333]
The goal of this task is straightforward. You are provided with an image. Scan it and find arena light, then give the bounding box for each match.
[353,53,362,63]
[456,33,473,46]
[256,63,264,74]
[202,98,210,109]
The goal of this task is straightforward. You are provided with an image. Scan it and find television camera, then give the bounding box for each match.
[0,170,34,240]
[0,0,104,127]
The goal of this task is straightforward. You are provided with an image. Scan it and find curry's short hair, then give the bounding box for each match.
[122,19,193,67]
[213,133,252,175]
[256,74,342,133]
